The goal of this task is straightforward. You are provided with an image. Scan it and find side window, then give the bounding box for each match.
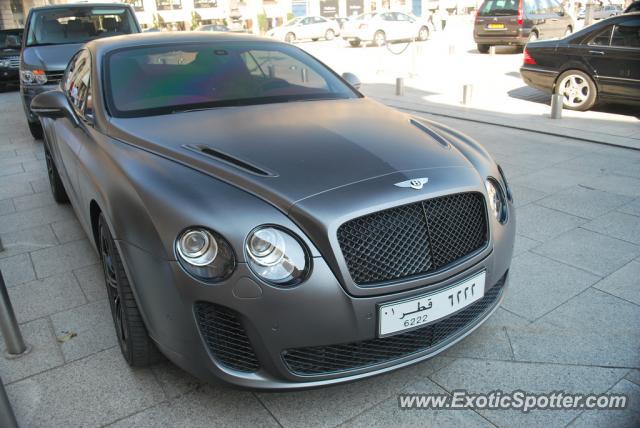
[396,13,411,22]
[64,50,92,121]
[611,22,640,48]
[314,17,326,23]
[301,17,312,25]
[588,26,613,46]
[533,0,548,14]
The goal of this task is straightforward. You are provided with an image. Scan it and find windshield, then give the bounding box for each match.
[285,18,302,26]
[106,42,360,118]
[0,31,22,49]
[353,13,377,20]
[26,7,138,47]
[478,0,520,16]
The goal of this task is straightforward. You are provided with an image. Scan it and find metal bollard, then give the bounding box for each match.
[0,376,18,428]
[489,46,496,56]
[301,67,308,83]
[462,84,473,105]
[551,94,563,119]
[0,271,29,357]
[395,77,404,96]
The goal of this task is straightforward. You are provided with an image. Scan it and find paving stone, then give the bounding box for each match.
[503,252,600,321]
[151,361,202,399]
[11,191,56,212]
[510,184,548,208]
[50,299,117,362]
[30,239,99,279]
[509,289,640,368]
[8,272,86,323]
[0,198,15,215]
[430,358,627,427]
[582,174,640,198]
[533,228,640,277]
[0,204,74,234]
[516,204,586,242]
[73,263,107,302]
[569,379,640,428]
[493,161,535,179]
[0,318,64,384]
[51,218,86,243]
[0,163,23,177]
[593,260,640,306]
[0,224,58,260]
[583,211,640,245]
[257,356,452,428]
[343,378,492,428]
[6,347,165,427]
[627,370,640,387]
[111,384,278,427]
[0,253,36,287]
[619,198,640,217]
[0,176,33,200]
[510,167,599,194]
[537,185,633,219]
[30,177,50,194]
[513,235,541,257]
[21,159,46,173]
[562,152,640,177]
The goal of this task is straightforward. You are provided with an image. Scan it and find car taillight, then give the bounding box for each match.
[518,0,524,25]
[359,23,368,30]
[523,48,536,65]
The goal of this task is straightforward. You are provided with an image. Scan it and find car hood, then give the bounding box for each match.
[108,98,475,212]
[21,43,83,70]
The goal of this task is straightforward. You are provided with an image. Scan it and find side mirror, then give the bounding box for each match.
[342,72,361,90]
[31,90,78,125]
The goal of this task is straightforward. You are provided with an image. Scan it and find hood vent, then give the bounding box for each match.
[185,145,277,177]
[410,119,450,149]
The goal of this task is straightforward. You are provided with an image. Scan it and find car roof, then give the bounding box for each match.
[85,31,277,56]
[30,2,133,11]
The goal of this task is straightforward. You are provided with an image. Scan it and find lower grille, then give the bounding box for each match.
[282,273,506,376]
[45,70,64,85]
[195,302,260,372]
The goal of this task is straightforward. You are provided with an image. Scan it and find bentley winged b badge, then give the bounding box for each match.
[394,177,429,190]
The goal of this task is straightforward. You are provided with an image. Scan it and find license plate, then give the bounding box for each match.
[488,23,505,29]
[378,271,486,337]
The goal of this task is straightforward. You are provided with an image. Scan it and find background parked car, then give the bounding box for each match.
[474,0,574,53]
[578,4,622,20]
[332,17,350,29]
[520,13,640,111]
[626,1,640,13]
[20,3,140,139]
[341,11,430,47]
[0,28,22,90]
[196,24,229,32]
[267,16,340,42]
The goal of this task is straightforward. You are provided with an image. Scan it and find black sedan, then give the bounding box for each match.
[31,32,515,389]
[520,13,640,111]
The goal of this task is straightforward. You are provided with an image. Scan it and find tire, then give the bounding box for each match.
[417,26,429,41]
[311,37,319,41]
[44,145,69,204]
[325,29,335,40]
[373,30,386,46]
[285,32,295,43]
[528,31,538,43]
[99,214,161,367]
[349,40,361,47]
[555,70,597,111]
[28,120,43,140]
[564,26,572,37]
[477,44,490,53]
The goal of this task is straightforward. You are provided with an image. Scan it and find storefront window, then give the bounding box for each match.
[125,0,144,12]
[194,0,218,7]
[156,0,182,11]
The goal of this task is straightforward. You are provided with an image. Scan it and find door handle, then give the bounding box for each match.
[589,50,605,55]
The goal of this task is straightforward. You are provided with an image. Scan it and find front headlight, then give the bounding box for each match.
[20,69,47,85]
[0,59,10,68]
[485,178,508,224]
[246,226,310,286]
[497,164,513,202]
[175,227,235,282]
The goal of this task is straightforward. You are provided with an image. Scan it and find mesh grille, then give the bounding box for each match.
[45,70,64,84]
[6,56,19,69]
[337,192,488,285]
[195,302,260,372]
[283,274,506,376]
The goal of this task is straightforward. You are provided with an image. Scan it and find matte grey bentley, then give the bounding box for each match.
[31,32,515,389]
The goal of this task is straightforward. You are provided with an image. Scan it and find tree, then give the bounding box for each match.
[191,11,202,30]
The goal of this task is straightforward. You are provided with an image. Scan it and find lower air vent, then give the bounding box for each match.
[195,302,260,372]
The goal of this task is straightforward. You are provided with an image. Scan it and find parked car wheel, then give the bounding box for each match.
[44,145,69,204]
[349,39,361,47]
[28,121,43,140]
[417,26,430,41]
[477,43,490,53]
[285,32,296,43]
[312,37,319,41]
[99,214,161,367]
[325,29,335,40]
[528,31,538,43]
[373,30,386,46]
[555,70,597,111]
[564,26,572,37]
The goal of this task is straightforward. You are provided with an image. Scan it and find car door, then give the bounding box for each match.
[52,49,92,204]
[313,16,329,38]
[395,12,416,40]
[379,12,398,40]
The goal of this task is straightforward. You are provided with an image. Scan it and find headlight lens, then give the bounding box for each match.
[175,228,235,282]
[485,178,508,224]
[0,59,10,68]
[246,226,309,286]
[20,69,47,85]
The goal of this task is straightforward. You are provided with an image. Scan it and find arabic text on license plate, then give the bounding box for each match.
[378,271,486,337]
[489,23,505,29]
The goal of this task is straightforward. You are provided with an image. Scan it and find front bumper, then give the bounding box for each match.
[20,83,58,123]
[118,231,513,389]
[0,68,19,86]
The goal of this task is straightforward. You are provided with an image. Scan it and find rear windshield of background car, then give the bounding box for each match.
[478,0,520,16]
[105,42,360,118]
[26,7,138,47]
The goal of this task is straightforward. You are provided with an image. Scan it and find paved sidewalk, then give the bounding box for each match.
[1,85,639,427]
